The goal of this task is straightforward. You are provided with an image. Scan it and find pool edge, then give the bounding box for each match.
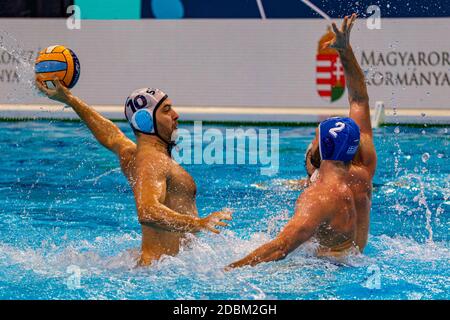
[0,104,449,126]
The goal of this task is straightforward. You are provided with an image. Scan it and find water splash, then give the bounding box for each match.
[84,168,122,185]
[421,153,430,163]
[406,174,436,243]
[0,31,40,102]
[374,235,449,262]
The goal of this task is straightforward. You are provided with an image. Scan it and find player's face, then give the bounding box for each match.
[155,99,179,142]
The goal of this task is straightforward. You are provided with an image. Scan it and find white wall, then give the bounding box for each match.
[0,18,449,109]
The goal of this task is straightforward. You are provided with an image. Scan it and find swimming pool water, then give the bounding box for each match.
[0,121,448,300]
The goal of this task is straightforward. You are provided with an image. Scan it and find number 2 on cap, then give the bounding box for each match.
[329,122,346,138]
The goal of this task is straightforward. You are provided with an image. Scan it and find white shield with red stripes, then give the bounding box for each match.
[316,52,345,102]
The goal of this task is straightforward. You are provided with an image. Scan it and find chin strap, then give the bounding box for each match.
[153,131,176,157]
[167,141,176,156]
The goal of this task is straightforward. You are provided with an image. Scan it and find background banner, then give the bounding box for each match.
[0,18,449,109]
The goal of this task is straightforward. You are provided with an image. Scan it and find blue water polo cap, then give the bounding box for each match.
[319,117,360,162]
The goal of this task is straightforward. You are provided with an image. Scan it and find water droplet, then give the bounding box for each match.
[421,153,430,163]
[394,127,400,134]
[437,153,444,158]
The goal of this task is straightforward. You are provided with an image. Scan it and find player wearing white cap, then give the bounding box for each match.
[36,80,232,266]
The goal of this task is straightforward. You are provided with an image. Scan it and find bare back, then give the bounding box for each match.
[313,135,375,255]
[347,134,377,251]
[304,175,358,255]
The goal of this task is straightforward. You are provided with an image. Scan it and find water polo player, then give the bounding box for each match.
[36,81,232,266]
[229,14,377,268]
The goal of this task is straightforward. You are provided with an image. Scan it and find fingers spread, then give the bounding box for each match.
[221,213,232,221]
[348,13,357,32]
[35,79,54,96]
[216,221,228,227]
[53,78,63,89]
[207,226,220,234]
[213,210,232,221]
[35,80,47,94]
[331,22,339,34]
[342,15,349,32]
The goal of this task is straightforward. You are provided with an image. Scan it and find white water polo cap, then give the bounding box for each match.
[124,88,168,135]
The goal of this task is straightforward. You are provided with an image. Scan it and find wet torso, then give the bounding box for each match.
[313,141,374,255]
[310,179,358,256]
[120,146,198,265]
[346,164,372,251]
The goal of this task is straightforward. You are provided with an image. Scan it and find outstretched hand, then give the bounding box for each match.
[201,208,233,234]
[36,76,73,105]
[323,13,357,52]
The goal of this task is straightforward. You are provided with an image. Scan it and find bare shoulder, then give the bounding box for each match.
[123,148,174,187]
[353,133,377,177]
[292,183,348,226]
[295,182,343,209]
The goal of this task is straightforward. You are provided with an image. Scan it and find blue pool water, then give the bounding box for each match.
[0,121,448,300]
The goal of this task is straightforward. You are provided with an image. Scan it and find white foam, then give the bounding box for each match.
[0,227,447,299]
[373,235,450,262]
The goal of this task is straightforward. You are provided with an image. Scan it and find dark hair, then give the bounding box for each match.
[310,148,321,169]
[304,148,320,177]
[304,149,311,174]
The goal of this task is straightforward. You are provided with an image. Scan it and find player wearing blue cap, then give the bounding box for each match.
[36,82,233,266]
[229,14,377,268]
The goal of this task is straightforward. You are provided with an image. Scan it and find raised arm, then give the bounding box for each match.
[228,191,331,269]
[325,14,371,137]
[134,155,232,233]
[36,78,135,157]
[324,15,377,174]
